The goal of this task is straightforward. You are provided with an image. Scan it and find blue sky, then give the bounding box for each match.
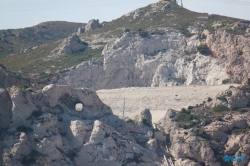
[1,0,250,30]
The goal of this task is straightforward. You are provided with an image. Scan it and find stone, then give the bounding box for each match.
[58,34,87,55]
[85,19,101,32]
[77,27,85,35]
[215,86,250,109]
[146,138,158,152]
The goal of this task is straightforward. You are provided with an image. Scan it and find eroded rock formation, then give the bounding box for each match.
[57,31,228,90]
[0,83,164,166]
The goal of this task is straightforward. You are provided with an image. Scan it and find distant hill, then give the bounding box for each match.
[0,21,86,58]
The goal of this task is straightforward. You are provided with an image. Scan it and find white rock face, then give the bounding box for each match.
[9,87,36,125]
[58,31,228,90]
[69,120,90,148]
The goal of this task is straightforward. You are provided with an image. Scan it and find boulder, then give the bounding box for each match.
[146,138,158,152]
[57,34,87,55]
[85,19,101,32]
[215,86,250,109]
[77,27,85,35]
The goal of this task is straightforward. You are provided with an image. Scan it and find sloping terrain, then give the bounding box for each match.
[1,0,249,82]
[54,1,250,89]
[0,21,86,58]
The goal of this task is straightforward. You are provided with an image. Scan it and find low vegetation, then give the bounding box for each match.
[212,105,230,112]
[196,43,212,55]
[16,125,33,133]
[174,108,198,129]
[18,84,30,89]
[222,79,231,84]
[207,97,212,102]
[142,118,151,127]
[0,45,103,78]
[237,50,243,55]
[226,28,245,35]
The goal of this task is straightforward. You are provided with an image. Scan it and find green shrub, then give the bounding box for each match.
[205,25,216,34]
[39,72,49,78]
[67,150,77,161]
[188,106,193,110]
[124,28,130,32]
[248,78,250,86]
[222,79,231,84]
[133,153,142,163]
[21,150,40,165]
[58,117,63,122]
[139,31,149,38]
[16,125,33,133]
[207,97,212,102]
[18,84,30,89]
[212,105,230,112]
[194,129,209,139]
[126,118,133,123]
[226,28,245,35]
[142,118,151,127]
[59,131,66,137]
[31,110,43,118]
[239,109,248,114]
[201,34,207,39]
[169,114,175,118]
[178,28,192,37]
[184,131,188,135]
[204,119,212,125]
[237,50,243,55]
[197,43,211,55]
[150,30,165,35]
[175,113,193,122]
[216,116,223,121]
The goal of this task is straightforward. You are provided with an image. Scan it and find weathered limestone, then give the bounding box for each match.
[58,31,228,90]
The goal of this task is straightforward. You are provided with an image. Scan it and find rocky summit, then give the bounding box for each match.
[0,0,250,166]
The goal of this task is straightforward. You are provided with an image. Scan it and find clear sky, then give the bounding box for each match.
[1,0,250,30]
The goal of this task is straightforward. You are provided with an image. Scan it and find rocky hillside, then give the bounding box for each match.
[0,21,86,58]
[1,67,250,166]
[1,0,249,84]
[0,82,166,166]
[54,1,250,89]
[57,30,229,90]
[157,85,250,166]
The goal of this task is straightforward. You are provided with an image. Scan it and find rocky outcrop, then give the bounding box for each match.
[206,26,250,84]
[50,34,88,58]
[214,86,250,109]
[1,84,164,166]
[85,19,101,32]
[125,1,170,19]
[77,27,85,35]
[57,31,228,90]
[157,85,250,166]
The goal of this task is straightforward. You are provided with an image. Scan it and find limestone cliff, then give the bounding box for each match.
[57,31,228,90]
